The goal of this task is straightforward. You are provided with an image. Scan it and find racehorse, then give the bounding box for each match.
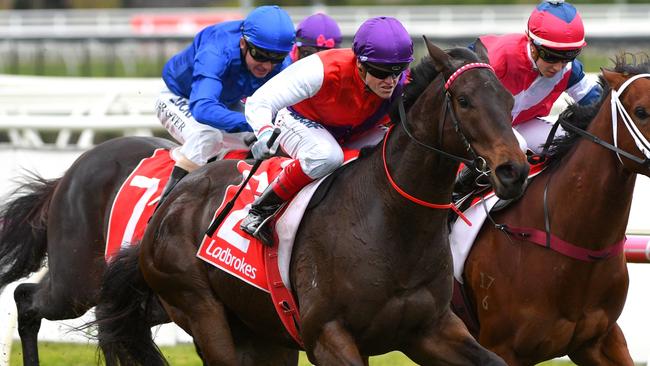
[94,39,529,365]
[0,136,176,365]
[459,55,650,365]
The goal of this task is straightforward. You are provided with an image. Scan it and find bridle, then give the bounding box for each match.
[385,62,495,223]
[396,62,495,173]
[494,72,650,260]
[539,73,650,169]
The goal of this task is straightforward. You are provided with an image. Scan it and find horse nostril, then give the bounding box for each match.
[495,163,527,185]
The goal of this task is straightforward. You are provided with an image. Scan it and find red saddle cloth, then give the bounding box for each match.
[107,148,357,348]
[106,149,174,261]
[196,157,303,346]
[106,149,247,261]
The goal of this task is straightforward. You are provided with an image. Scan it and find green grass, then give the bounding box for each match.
[8,341,578,365]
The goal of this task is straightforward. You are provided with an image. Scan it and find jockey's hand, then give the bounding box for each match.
[251,129,280,160]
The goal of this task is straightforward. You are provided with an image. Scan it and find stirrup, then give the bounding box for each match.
[241,204,283,246]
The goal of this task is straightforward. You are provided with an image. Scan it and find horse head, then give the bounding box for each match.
[600,55,650,176]
[420,37,529,199]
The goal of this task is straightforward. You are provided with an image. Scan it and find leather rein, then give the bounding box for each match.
[384,62,495,225]
[498,73,650,261]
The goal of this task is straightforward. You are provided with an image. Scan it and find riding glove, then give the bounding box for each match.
[251,129,279,160]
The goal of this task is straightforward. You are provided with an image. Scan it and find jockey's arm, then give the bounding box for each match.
[188,46,251,133]
[245,54,324,137]
[190,75,252,133]
[566,59,603,106]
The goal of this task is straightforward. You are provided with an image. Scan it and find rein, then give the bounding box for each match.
[385,62,494,225]
[495,73,650,261]
[382,125,470,225]
[537,73,650,169]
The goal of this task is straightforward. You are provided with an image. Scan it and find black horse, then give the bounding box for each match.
[0,136,176,365]
[93,39,529,365]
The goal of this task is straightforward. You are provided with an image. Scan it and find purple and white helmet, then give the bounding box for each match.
[353,17,413,65]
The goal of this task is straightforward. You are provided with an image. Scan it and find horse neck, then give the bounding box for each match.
[377,108,460,226]
[549,100,636,249]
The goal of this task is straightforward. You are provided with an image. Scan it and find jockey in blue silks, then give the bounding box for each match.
[155,5,295,207]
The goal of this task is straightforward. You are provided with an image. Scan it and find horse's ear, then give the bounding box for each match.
[423,35,451,73]
[473,39,490,64]
[601,68,626,90]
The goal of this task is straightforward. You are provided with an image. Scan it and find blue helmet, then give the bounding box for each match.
[242,5,295,53]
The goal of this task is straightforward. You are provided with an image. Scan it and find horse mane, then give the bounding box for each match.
[399,47,482,114]
[544,53,650,170]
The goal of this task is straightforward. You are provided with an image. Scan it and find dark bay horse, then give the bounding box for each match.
[0,136,175,365]
[95,39,528,365]
[460,55,650,365]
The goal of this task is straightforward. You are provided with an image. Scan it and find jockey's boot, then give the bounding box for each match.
[156,166,188,210]
[241,160,313,246]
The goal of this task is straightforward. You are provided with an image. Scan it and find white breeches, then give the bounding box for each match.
[512,117,566,155]
[274,108,388,178]
[155,89,252,166]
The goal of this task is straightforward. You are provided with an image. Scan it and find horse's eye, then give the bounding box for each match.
[457,96,470,108]
[634,107,649,120]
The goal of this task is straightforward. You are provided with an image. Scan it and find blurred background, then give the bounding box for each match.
[0,0,648,77]
[1,1,649,365]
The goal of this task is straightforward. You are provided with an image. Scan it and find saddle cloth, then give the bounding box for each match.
[106,149,174,261]
[105,148,247,262]
[450,163,545,283]
[197,150,360,291]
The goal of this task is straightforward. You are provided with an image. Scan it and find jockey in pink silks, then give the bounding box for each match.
[455,0,603,196]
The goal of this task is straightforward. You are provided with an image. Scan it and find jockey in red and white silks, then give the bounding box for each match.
[247,48,401,176]
[471,0,602,154]
[240,16,414,245]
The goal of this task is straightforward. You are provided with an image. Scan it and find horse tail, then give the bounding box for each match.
[0,174,59,288]
[95,245,168,366]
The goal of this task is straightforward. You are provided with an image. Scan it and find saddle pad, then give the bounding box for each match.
[196,149,360,291]
[106,149,174,262]
[450,162,546,283]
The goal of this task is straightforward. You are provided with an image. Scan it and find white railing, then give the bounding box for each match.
[0,74,163,149]
[0,5,650,40]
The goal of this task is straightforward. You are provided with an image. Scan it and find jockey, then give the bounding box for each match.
[240,16,414,245]
[290,13,342,62]
[154,5,295,207]
[456,0,603,195]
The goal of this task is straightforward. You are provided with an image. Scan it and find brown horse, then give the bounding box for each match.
[459,55,650,365]
[94,39,529,366]
[0,137,176,365]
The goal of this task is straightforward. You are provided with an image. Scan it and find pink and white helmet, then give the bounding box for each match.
[527,0,586,51]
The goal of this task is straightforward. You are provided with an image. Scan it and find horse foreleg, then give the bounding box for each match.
[568,324,634,366]
[402,310,507,366]
[306,320,365,366]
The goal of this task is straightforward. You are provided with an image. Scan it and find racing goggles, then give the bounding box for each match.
[245,41,287,64]
[535,44,581,64]
[363,62,409,80]
[297,46,329,59]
